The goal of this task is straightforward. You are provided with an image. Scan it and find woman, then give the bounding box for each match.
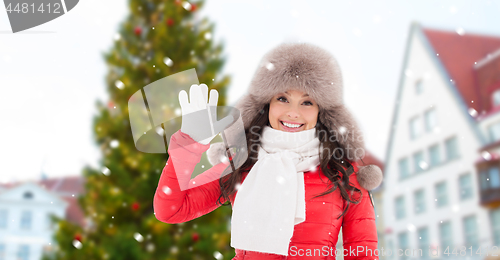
[154,42,383,259]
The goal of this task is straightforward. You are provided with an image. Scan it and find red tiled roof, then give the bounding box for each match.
[61,196,86,227]
[422,28,500,114]
[475,53,500,113]
[39,175,85,194]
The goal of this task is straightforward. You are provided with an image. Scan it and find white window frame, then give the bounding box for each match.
[395,196,406,220]
[458,173,473,200]
[435,181,448,208]
[414,189,426,214]
[409,116,422,140]
[20,211,32,230]
[424,108,437,132]
[439,220,453,249]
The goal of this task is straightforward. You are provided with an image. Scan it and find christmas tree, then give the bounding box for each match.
[43,0,233,259]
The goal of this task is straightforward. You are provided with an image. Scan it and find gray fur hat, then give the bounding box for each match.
[208,42,382,191]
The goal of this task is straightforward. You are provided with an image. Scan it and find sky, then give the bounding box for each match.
[0,0,499,182]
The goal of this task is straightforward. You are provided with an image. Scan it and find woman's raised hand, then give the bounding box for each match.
[179,84,233,145]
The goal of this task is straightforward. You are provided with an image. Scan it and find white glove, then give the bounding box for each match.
[179,84,234,145]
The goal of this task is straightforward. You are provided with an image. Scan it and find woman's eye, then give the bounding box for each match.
[277,96,287,102]
[303,101,313,106]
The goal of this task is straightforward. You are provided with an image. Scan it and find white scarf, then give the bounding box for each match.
[230,125,320,256]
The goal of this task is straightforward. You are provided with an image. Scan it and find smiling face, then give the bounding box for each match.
[268,89,319,132]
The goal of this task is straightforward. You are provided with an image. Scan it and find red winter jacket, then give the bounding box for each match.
[154,130,379,260]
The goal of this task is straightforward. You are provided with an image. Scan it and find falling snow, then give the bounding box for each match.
[134,232,144,242]
[266,62,275,71]
[115,80,124,89]
[110,140,119,148]
[73,240,82,249]
[182,1,191,11]
[456,27,465,36]
[468,108,478,117]
[164,57,174,67]
[174,108,181,116]
[155,126,164,136]
[214,251,223,260]
[101,167,110,176]
[276,175,286,185]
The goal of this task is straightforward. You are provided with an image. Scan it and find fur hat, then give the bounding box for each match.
[208,42,382,191]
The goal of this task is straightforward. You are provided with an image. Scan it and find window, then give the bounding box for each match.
[480,170,489,190]
[387,240,394,260]
[415,79,424,95]
[17,245,29,260]
[439,221,453,249]
[20,211,32,230]
[417,227,429,257]
[458,173,473,200]
[481,167,500,190]
[493,89,500,107]
[435,181,448,207]
[414,189,426,214]
[23,191,33,199]
[413,151,426,173]
[463,215,479,248]
[424,108,437,132]
[0,210,6,229]
[399,158,410,179]
[488,121,500,142]
[445,136,459,160]
[0,244,5,260]
[410,116,422,140]
[490,167,500,188]
[398,231,409,260]
[491,208,500,246]
[429,144,440,167]
[395,196,406,220]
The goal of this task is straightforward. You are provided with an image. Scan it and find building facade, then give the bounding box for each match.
[382,23,500,260]
[0,176,84,260]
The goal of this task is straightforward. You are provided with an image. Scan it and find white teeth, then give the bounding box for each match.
[281,121,302,128]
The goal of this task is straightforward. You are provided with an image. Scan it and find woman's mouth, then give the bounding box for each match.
[280,120,304,132]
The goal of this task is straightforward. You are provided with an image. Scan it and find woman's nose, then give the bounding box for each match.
[287,107,300,119]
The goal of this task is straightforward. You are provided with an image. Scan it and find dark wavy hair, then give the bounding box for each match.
[216,103,363,219]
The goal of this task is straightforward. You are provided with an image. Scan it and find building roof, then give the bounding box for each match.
[38,175,85,195]
[422,28,500,115]
[60,196,86,227]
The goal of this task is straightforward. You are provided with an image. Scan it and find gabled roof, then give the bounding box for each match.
[422,28,500,114]
[38,175,85,195]
[61,196,86,227]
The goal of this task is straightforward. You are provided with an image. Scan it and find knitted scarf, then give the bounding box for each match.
[231,125,320,256]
